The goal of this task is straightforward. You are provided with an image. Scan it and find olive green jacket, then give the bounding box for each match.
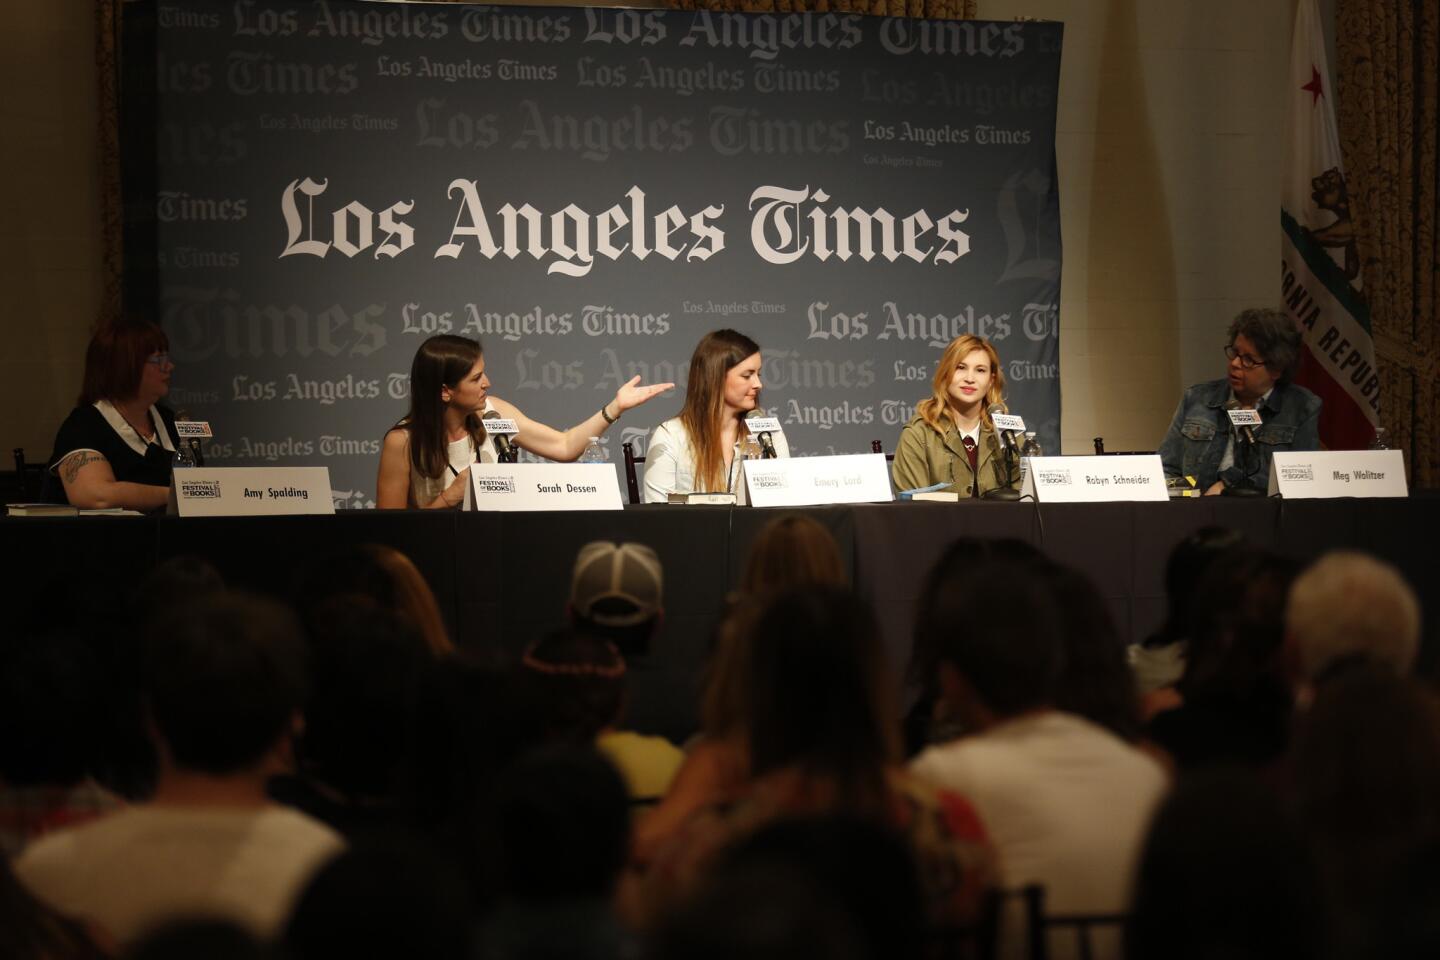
[891,415,1020,497]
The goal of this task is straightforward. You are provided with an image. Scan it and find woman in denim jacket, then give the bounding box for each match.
[1158,308,1321,495]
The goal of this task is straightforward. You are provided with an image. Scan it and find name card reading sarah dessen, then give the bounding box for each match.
[1019,455,1168,503]
[1268,450,1407,498]
[463,462,623,512]
[742,454,893,507]
[169,467,334,517]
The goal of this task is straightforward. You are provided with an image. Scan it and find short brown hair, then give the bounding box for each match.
[1229,308,1302,382]
[78,320,169,405]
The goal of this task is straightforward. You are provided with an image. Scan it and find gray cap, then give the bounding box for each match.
[570,541,663,627]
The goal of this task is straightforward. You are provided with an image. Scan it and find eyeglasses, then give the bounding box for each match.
[144,353,171,366]
[1223,345,1266,370]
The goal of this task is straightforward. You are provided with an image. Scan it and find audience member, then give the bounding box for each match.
[644,587,995,930]
[14,593,344,947]
[1146,548,1301,771]
[481,746,635,960]
[269,599,432,838]
[1285,550,1421,690]
[636,517,847,862]
[1130,526,1245,701]
[297,543,454,656]
[908,552,1165,949]
[1290,663,1440,959]
[567,540,666,660]
[522,627,684,807]
[0,858,106,960]
[286,838,472,960]
[0,633,121,858]
[1040,562,1143,743]
[126,920,276,960]
[1127,769,1323,960]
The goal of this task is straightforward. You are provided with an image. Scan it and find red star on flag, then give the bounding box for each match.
[1302,66,1324,105]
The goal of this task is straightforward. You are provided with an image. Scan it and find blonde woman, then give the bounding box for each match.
[891,334,1019,497]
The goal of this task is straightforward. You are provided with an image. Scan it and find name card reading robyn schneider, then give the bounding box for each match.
[1268,450,1408,499]
[463,463,624,512]
[743,454,893,507]
[169,467,335,517]
[1019,455,1168,503]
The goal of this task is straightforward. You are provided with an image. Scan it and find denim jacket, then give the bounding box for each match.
[1157,378,1322,491]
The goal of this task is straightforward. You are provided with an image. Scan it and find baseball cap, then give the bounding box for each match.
[569,541,663,627]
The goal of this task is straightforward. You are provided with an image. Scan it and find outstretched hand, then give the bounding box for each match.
[614,375,676,413]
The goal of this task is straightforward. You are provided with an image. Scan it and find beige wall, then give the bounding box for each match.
[981,0,1292,453]
[0,1,101,463]
[0,0,1302,461]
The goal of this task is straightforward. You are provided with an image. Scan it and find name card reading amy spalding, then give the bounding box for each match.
[1268,450,1407,498]
[464,463,623,512]
[1019,455,1168,502]
[170,467,335,516]
[742,454,893,507]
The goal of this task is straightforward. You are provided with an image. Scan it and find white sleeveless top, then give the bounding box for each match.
[408,399,500,507]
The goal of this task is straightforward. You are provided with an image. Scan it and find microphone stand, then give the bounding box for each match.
[982,431,1022,501]
[1221,426,1263,497]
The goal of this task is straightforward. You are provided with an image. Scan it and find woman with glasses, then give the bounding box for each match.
[1158,308,1321,495]
[47,321,182,511]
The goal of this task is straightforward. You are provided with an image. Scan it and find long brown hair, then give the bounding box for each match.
[916,334,1007,435]
[78,320,169,405]
[678,329,761,493]
[399,335,488,480]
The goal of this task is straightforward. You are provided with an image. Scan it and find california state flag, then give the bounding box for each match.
[1281,0,1378,449]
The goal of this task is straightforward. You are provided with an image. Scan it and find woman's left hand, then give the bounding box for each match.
[614,375,676,414]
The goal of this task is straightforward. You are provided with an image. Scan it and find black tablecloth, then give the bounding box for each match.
[6,497,1435,740]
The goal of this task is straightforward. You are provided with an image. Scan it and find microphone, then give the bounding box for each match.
[174,409,204,467]
[482,410,517,463]
[1224,399,1259,445]
[746,409,779,460]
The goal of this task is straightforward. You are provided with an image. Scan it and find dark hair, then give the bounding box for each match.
[521,627,627,740]
[1126,769,1323,960]
[1179,547,1300,703]
[679,329,762,493]
[1146,526,1246,649]
[493,745,630,900]
[1228,307,1303,381]
[297,599,429,801]
[740,514,849,599]
[1292,664,1440,953]
[744,587,899,813]
[128,921,275,960]
[286,839,471,960]
[1044,564,1142,741]
[0,633,104,787]
[399,335,487,480]
[78,320,169,405]
[142,593,308,775]
[913,541,1064,716]
[297,544,452,656]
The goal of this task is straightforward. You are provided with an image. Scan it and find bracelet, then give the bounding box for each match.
[600,403,619,424]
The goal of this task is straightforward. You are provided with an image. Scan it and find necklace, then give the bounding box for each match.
[116,405,156,443]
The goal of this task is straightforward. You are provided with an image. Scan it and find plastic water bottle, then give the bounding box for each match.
[1369,428,1388,450]
[1020,432,1043,459]
[579,437,606,463]
[739,436,762,462]
[173,440,196,469]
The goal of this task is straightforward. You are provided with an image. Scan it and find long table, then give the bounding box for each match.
[7,497,1435,740]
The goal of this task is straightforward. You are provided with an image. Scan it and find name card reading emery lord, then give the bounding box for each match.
[743,453,892,507]
[1019,455,1169,503]
[464,463,624,512]
[170,467,335,517]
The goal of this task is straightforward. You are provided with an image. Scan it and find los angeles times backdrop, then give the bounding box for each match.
[140,0,1063,506]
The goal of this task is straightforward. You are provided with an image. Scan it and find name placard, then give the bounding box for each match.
[169,467,334,516]
[1019,455,1169,502]
[463,463,624,512]
[992,413,1027,432]
[1268,450,1407,498]
[174,420,213,439]
[742,454,893,507]
[483,418,519,436]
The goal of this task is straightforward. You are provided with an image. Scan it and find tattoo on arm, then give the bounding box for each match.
[61,452,105,484]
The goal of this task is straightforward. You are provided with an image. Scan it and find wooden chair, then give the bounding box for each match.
[11,448,51,502]
[1092,437,1154,457]
[869,439,896,462]
[621,442,645,505]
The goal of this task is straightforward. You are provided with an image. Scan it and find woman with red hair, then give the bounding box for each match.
[48,322,181,511]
